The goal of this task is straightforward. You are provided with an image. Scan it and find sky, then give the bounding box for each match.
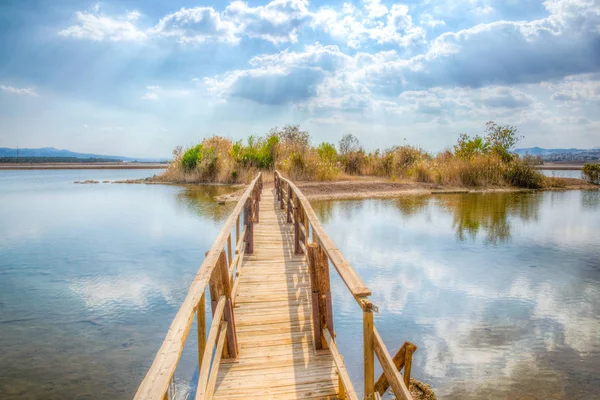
[0,0,599,158]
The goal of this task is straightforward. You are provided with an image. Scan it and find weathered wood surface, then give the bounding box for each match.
[212,188,339,400]
[134,174,262,400]
[275,172,371,303]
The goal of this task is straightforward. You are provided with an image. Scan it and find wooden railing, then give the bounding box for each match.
[274,171,416,400]
[134,173,263,400]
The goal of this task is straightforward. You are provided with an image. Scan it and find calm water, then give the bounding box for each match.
[0,170,237,399]
[540,169,582,178]
[1,171,599,399]
[313,191,600,399]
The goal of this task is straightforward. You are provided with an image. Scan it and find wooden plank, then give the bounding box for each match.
[374,342,414,396]
[134,174,262,400]
[323,329,359,400]
[363,309,375,399]
[274,172,371,302]
[197,296,226,399]
[203,321,228,400]
[197,294,206,374]
[373,327,413,400]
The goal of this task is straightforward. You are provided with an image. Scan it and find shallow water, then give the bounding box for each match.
[313,191,600,399]
[1,171,599,399]
[540,169,582,179]
[0,170,236,399]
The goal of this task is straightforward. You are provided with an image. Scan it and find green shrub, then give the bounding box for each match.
[317,142,337,163]
[582,163,600,184]
[181,145,202,171]
[504,160,544,188]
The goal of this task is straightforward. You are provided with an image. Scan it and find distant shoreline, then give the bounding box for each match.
[0,163,168,170]
[534,162,597,170]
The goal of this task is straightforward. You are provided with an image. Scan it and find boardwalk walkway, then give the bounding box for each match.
[213,189,338,399]
[134,172,416,400]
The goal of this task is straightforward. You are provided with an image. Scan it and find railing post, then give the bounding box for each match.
[287,184,292,222]
[254,182,260,224]
[218,251,238,359]
[244,198,253,254]
[404,344,414,388]
[197,293,206,373]
[364,307,375,400]
[294,197,301,255]
[307,243,322,350]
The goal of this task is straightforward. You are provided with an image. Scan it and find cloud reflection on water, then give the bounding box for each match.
[313,190,600,399]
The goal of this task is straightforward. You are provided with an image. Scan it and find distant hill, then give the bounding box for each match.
[0,147,166,163]
[515,147,600,162]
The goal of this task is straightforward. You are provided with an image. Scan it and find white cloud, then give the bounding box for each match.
[223,0,313,44]
[150,6,238,44]
[59,8,147,41]
[548,73,600,102]
[1,85,38,96]
[420,13,446,28]
[312,2,425,48]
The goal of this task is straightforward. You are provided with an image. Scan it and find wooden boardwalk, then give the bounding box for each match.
[134,172,417,400]
[213,189,338,399]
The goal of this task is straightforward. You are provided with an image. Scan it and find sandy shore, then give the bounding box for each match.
[211,176,598,203]
[0,163,167,170]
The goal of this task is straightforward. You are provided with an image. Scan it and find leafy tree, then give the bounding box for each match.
[338,134,362,155]
[317,142,337,162]
[484,121,522,162]
[453,134,490,159]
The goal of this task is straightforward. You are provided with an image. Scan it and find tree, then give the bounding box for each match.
[338,134,362,155]
[453,133,490,159]
[317,142,337,162]
[484,121,523,162]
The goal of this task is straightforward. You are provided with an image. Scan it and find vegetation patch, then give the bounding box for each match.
[582,163,600,185]
[159,122,552,190]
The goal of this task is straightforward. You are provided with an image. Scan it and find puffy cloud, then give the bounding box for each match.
[365,0,600,95]
[204,43,350,105]
[312,2,425,48]
[420,13,446,28]
[547,74,600,102]
[58,8,147,41]
[0,85,38,96]
[223,0,312,44]
[150,7,238,44]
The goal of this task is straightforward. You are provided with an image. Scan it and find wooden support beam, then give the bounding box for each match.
[363,309,375,400]
[374,342,417,396]
[203,321,229,400]
[217,251,238,359]
[323,329,359,400]
[404,342,415,388]
[373,327,413,400]
[226,235,232,269]
[197,294,206,375]
[197,296,226,399]
[307,243,321,350]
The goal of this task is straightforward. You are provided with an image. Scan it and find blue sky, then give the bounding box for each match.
[0,0,599,157]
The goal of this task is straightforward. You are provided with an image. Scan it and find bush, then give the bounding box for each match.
[504,160,544,189]
[317,142,337,163]
[181,145,202,171]
[582,163,600,184]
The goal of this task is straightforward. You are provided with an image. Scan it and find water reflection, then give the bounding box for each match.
[175,186,238,222]
[312,190,600,399]
[0,172,235,400]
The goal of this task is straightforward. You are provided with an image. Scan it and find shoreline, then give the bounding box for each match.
[0,163,167,170]
[144,177,598,203]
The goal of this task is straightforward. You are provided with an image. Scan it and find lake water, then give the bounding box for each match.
[540,169,582,179]
[1,171,599,399]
